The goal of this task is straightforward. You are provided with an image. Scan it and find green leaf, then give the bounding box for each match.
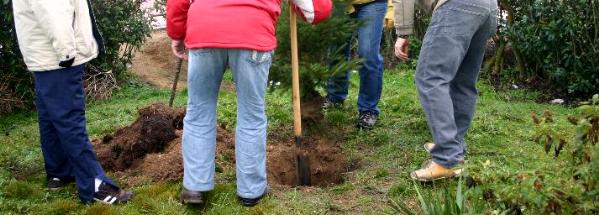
[413,181,429,215]
[456,176,464,212]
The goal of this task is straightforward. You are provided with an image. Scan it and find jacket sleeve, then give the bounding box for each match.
[291,0,333,24]
[166,0,190,41]
[30,0,77,62]
[393,0,415,36]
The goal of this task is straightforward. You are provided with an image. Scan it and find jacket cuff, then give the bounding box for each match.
[395,26,414,36]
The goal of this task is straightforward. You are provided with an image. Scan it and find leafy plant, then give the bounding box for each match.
[486,94,599,214]
[531,109,568,157]
[389,177,485,215]
[270,1,363,102]
[485,0,599,98]
[567,94,599,196]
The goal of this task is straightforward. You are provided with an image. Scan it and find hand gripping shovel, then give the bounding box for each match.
[169,58,183,107]
[289,4,311,186]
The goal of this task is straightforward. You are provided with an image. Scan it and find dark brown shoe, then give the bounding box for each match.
[237,188,269,207]
[180,187,204,204]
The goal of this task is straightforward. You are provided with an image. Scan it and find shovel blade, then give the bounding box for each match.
[296,155,311,186]
[295,136,311,186]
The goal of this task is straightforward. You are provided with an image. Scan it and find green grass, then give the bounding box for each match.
[0,69,578,214]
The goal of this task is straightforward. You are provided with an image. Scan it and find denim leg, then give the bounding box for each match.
[228,49,271,199]
[33,65,116,203]
[355,1,387,115]
[451,4,498,157]
[326,40,352,103]
[416,0,496,168]
[182,49,228,192]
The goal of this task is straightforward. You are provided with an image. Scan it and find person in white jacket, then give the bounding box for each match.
[12,0,132,204]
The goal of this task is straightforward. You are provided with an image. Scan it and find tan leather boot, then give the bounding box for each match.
[410,160,463,182]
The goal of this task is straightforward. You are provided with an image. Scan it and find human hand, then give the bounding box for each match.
[394,37,409,61]
[171,40,188,61]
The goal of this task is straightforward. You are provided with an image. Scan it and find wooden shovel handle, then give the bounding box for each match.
[289,5,302,137]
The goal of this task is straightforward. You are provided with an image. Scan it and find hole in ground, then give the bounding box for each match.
[93,103,354,187]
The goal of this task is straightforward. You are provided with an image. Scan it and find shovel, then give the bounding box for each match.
[289,4,311,186]
[169,58,183,107]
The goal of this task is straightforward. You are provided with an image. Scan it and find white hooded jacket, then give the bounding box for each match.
[12,0,102,72]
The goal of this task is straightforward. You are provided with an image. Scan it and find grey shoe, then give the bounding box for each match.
[357,112,378,129]
[180,187,204,204]
[423,142,435,153]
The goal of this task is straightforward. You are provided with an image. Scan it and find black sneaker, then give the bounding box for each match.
[357,112,378,129]
[47,178,65,191]
[237,188,268,207]
[93,182,133,204]
[180,187,204,204]
[321,97,343,110]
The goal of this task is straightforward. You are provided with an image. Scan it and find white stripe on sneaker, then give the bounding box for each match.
[103,196,112,202]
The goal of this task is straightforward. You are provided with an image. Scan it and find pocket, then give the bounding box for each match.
[190,48,212,56]
[247,50,273,65]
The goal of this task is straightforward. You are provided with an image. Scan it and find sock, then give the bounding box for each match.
[94,178,102,192]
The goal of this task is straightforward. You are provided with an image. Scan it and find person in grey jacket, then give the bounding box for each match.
[393,0,498,181]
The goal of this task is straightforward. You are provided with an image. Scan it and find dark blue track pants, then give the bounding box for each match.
[33,65,116,203]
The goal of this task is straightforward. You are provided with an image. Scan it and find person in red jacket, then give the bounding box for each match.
[167,0,332,207]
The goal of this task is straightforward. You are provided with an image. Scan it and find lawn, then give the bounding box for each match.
[0,68,579,214]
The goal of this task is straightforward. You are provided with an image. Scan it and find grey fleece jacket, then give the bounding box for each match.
[393,0,448,35]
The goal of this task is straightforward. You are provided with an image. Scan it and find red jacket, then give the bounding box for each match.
[167,0,332,51]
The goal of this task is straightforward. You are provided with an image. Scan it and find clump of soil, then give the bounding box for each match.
[94,103,185,171]
[94,104,352,187]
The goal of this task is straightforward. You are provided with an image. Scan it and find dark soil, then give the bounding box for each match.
[267,136,351,186]
[301,96,325,124]
[93,103,352,187]
[94,103,185,171]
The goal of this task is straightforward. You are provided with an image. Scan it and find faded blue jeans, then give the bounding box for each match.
[326,1,387,115]
[182,48,271,199]
[416,0,498,168]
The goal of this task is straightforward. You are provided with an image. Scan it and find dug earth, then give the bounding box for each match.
[93,103,355,187]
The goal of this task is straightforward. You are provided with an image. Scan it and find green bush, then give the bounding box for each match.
[0,0,151,114]
[485,0,599,97]
[270,1,362,102]
[0,0,31,114]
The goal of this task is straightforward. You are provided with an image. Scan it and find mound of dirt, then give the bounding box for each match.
[94,103,185,171]
[94,104,352,187]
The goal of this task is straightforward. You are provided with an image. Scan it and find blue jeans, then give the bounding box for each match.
[33,65,117,203]
[182,48,271,199]
[416,0,498,168]
[326,1,387,115]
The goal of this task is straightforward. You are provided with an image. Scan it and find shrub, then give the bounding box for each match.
[0,0,151,114]
[270,1,362,102]
[486,0,599,98]
[0,0,31,114]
